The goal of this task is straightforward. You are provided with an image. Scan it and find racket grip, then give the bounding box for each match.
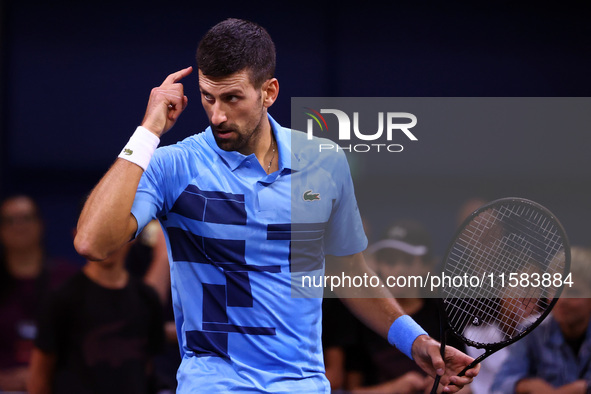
[457,360,476,377]
[430,360,474,394]
[430,336,447,394]
[430,375,442,394]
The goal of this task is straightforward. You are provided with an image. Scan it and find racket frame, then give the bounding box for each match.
[430,197,570,391]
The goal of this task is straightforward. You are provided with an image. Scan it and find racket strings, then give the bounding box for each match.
[442,203,566,347]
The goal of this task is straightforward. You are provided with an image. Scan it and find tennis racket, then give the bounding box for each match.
[429,197,570,394]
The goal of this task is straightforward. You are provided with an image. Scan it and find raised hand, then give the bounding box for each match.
[141,66,193,137]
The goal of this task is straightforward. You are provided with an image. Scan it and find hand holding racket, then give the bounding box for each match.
[412,335,480,393]
[429,197,570,394]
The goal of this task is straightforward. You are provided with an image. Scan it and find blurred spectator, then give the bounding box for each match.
[0,194,76,392]
[456,197,488,227]
[27,224,165,393]
[491,246,591,394]
[324,220,465,393]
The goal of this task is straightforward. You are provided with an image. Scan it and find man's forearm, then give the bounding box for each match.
[339,296,403,339]
[74,158,143,261]
[326,253,405,338]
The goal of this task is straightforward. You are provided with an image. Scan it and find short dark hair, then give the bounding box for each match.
[196,18,276,88]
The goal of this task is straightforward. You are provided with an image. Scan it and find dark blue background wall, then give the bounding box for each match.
[1,0,590,263]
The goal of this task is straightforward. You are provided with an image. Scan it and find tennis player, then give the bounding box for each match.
[75,18,479,393]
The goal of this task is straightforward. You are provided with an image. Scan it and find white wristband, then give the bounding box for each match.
[118,126,160,171]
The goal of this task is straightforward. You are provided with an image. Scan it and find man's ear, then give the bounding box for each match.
[262,78,279,108]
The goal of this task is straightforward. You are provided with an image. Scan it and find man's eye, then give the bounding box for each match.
[203,93,213,101]
[227,95,238,102]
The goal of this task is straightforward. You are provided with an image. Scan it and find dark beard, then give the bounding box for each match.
[211,112,265,153]
[212,129,248,152]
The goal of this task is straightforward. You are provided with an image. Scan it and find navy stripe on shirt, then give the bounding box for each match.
[168,227,246,265]
[267,223,327,272]
[170,184,247,225]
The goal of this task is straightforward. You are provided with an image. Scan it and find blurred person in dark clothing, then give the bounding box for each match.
[0,195,76,392]
[491,246,591,394]
[28,223,165,394]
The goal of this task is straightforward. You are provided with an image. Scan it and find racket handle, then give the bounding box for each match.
[457,360,476,377]
[430,375,442,394]
[431,361,474,394]
[431,304,456,394]
[430,334,447,394]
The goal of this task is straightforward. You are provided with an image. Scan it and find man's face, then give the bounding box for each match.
[198,69,268,154]
[0,196,43,251]
[553,289,591,329]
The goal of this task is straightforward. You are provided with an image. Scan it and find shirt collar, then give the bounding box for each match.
[205,114,297,172]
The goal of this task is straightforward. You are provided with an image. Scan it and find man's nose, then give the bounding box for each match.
[211,103,227,126]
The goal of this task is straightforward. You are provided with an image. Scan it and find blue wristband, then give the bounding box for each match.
[387,315,428,360]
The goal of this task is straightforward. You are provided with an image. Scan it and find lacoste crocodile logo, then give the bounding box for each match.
[303,190,320,201]
[123,148,133,156]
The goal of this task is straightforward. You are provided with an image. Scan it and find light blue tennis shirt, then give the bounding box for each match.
[131,114,367,393]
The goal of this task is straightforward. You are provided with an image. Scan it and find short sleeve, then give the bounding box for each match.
[323,151,368,256]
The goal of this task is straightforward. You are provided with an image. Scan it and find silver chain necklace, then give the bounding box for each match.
[266,138,276,174]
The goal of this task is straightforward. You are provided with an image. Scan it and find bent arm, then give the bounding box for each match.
[74,159,142,261]
[74,67,192,261]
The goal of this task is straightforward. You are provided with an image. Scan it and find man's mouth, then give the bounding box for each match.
[213,128,234,139]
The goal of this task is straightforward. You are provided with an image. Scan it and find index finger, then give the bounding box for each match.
[163,66,193,85]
